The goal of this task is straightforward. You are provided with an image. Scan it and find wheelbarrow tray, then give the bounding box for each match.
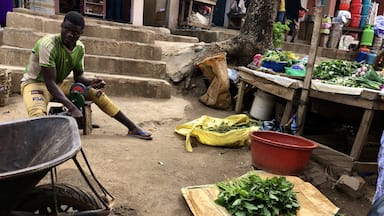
[0,116,81,213]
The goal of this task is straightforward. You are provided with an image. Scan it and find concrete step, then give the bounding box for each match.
[171,28,238,42]
[12,8,200,44]
[2,27,162,61]
[1,65,171,98]
[6,11,156,44]
[0,45,167,79]
[155,33,199,43]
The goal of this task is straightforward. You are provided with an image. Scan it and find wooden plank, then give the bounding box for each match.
[353,161,378,174]
[309,90,380,110]
[83,102,93,135]
[296,6,323,135]
[310,143,354,176]
[360,89,380,100]
[181,171,339,216]
[350,109,375,160]
[181,185,229,216]
[281,101,294,126]
[238,71,296,100]
[235,80,245,113]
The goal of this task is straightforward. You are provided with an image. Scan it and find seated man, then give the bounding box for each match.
[20,11,152,140]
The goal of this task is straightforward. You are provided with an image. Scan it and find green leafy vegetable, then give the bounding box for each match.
[262,50,298,66]
[314,60,362,79]
[215,174,300,216]
[314,60,384,90]
[273,21,290,48]
[204,120,260,133]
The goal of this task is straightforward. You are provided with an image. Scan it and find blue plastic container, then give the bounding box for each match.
[262,61,288,72]
[356,51,368,62]
[360,15,368,29]
[366,51,377,65]
[362,0,371,4]
[361,4,371,15]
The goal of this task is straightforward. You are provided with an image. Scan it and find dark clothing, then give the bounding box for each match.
[285,0,305,20]
[106,0,122,21]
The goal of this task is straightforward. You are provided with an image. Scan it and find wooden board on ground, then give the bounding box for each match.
[181,171,339,216]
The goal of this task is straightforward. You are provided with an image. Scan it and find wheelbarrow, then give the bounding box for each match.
[0,116,114,215]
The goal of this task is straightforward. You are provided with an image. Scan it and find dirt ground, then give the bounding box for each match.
[0,41,374,216]
[0,93,373,216]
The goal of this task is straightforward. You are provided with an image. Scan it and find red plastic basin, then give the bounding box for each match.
[249,131,318,175]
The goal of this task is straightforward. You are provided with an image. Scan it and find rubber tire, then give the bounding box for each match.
[15,183,106,214]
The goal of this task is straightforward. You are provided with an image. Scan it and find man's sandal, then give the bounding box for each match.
[128,130,153,140]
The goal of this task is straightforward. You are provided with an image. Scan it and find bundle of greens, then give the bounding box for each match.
[215,174,300,216]
[205,120,260,133]
[273,21,290,48]
[313,60,363,79]
[262,49,297,66]
[314,60,384,90]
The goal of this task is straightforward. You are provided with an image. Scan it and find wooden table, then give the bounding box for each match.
[309,87,384,161]
[235,66,384,164]
[235,66,302,126]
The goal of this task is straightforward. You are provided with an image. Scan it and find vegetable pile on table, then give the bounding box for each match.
[215,173,300,216]
[262,49,298,66]
[314,60,384,91]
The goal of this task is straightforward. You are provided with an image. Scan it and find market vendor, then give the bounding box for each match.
[20,11,153,140]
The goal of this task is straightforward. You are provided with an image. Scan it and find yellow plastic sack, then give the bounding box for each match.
[175,114,259,152]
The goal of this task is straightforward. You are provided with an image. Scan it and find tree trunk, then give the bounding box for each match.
[195,0,278,65]
[171,0,278,93]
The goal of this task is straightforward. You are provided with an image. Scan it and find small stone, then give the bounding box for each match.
[336,175,366,199]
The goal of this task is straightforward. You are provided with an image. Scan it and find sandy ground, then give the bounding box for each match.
[0,41,373,216]
[0,92,372,216]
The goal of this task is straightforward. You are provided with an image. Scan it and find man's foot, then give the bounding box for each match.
[128,130,153,140]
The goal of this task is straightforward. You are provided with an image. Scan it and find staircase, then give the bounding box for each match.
[0,9,199,99]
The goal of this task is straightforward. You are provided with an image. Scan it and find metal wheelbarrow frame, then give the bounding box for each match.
[0,116,114,215]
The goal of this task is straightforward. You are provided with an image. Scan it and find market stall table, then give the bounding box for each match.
[235,66,384,165]
[309,81,384,161]
[235,66,303,126]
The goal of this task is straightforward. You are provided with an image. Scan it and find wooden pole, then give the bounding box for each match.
[296,6,323,135]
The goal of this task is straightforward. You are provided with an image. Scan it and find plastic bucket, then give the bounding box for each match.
[249,131,318,175]
[360,15,368,28]
[339,2,350,10]
[349,14,361,28]
[367,51,377,64]
[361,4,371,15]
[350,3,362,14]
[250,90,276,121]
[356,51,368,62]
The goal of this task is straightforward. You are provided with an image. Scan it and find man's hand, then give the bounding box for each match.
[91,79,106,89]
[69,107,83,119]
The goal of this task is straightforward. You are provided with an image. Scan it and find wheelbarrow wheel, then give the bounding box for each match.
[14,183,109,215]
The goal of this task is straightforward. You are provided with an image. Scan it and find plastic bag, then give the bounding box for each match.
[175,114,259,152]
[374,16,384,38]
